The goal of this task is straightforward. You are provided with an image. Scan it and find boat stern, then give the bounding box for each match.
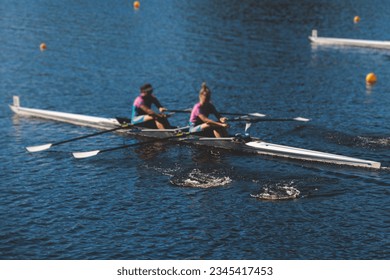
[308,29,318,42]
[9,96,21,114]
[13,96,20,107]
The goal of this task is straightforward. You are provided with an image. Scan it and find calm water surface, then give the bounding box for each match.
[0,0,389,259]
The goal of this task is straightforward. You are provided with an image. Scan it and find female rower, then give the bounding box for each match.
[189,82,229,138]
[131,83,171,129]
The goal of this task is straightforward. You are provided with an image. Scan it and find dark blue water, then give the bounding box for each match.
[1,0,389,259]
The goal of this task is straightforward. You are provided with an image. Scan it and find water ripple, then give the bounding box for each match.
[1,0,389,260]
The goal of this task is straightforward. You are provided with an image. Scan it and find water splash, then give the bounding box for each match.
[251,181,300,200]
[170,168,232,188]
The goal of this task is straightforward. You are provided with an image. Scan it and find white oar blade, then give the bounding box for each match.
[72,150,100,159]
[245,122,252,133]
[26,143,53,152]
[293,117,310,122]
[248,113,266,117]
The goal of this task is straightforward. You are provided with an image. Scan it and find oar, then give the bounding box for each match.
[220,112,266,117]
[228,116,310,123]
[169,109,266,118]
[72,131,192,159]
[168,109,192,113]
[26,122,133,153]
[169,109,308,122]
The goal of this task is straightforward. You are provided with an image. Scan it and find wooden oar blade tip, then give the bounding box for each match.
[72,150,100,159]
[26,144,52,153]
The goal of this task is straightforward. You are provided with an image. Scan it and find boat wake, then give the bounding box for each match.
[356,136,390,148]
[170,168,232,188]
[251,181,300,200]
[323,131,389,150]
[293,125,389,149]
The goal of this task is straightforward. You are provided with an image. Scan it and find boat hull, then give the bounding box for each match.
[9,96,381,169]
[245,141,380,169]
[309,29,390,50]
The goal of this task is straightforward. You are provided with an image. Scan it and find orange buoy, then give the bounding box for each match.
[366,72,377,85]
[354,16,360,23]
[133,1,140,9]
[40,43,47,51]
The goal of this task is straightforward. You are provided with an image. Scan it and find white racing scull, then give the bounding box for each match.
[9,96,381,169]
[309,29,390,50]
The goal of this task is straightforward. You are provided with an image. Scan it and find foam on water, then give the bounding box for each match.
[251,181,301,200]
[170,168,232,188]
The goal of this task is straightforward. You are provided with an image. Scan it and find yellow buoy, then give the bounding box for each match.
[354,16,360,23]
[133,1,140,9]
[366,72,377,85]
[40,43,47,51]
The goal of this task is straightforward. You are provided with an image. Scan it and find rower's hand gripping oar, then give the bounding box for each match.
[72,131,193,159]
[26,120,133,153]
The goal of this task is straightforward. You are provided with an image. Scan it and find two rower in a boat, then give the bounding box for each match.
[189,82,229,138]
[131,83,171,129]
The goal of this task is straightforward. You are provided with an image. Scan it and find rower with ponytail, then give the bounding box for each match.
[189,82,229,138]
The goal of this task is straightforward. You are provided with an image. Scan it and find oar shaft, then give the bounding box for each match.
[99,137,168,153]
[228,117,310,123]
[168,109,191,113]
[26,122,133,152]
[104,132,191,152]
[52,126,122,146]
[169,109,266,118]
[248,117,309,123]
[72,131,192,158]
[219,112,252,116]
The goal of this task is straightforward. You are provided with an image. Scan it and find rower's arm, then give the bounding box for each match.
[139,104,158,117]
[215,113,227,123]
[198,113,226,127]
[152,97,167,112]
[214,110,227,124]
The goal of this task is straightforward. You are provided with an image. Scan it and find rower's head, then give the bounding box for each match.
[199,82,211,104]
[140,83,153,96]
